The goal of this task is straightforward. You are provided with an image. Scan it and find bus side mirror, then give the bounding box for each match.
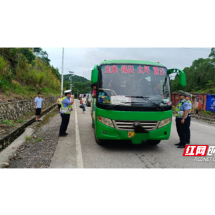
[167,68,186,87]
[91,65,99,84]
[179,72,186,87]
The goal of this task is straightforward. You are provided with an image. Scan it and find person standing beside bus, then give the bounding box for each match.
[91,84,96,98]
[185,92,192,144]
[174,91,190,148]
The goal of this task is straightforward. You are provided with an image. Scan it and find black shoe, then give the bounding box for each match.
[175,143,181,146]
[177,145,185,148]
[186,142,190,144]
[59,134,67,137]
[64,133,68,135]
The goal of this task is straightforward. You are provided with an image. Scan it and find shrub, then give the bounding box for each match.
[18,119,24,123]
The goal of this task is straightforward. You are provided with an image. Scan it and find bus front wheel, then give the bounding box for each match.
[147,140,161,145]
[94,131,105,146]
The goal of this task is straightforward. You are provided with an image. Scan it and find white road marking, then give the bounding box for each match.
[74,100,84,168]
[191,121,215,129]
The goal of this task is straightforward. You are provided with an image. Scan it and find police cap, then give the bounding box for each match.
[64,90,71,95]
[185,92,192,98]
[178,90,186,96]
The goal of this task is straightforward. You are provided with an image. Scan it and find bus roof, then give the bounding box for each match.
[99,60,165,67]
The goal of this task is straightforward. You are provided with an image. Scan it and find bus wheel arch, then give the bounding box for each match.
[94,130,105,146]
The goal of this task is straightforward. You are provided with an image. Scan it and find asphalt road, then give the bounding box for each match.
[50,99,215,168]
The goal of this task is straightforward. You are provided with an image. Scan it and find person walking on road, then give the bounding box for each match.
[56,95,63,113]
[82,94,87,114]
[185,92,192,144]
[59,90,74,137]
[34,92,45,122]
[174,90,190,148]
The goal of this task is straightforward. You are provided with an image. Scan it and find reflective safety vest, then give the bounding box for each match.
[188,100,192,115]
[175,100,186,117]
[61,97,72,114]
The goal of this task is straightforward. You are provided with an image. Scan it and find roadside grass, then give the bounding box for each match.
[202,111,215,116]
[1,119,15,126]
[36,137,42,142]
[35,107,58,128]
[26,136,31,141]
[203,119,213,124]
[50,113,55,117]
[17,119,24,123]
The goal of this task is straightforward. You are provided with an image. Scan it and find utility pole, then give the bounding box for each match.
[61,48,64,96]
[69,71,74,94]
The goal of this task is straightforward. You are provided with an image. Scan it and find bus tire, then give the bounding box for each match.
[94,131,104,146]
[147,140,161,145]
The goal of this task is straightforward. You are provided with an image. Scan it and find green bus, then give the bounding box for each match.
[91,60,186,145]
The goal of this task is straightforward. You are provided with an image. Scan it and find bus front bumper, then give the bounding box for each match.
[95,121,172,144]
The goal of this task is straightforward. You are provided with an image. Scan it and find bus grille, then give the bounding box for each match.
[113,120,159,131]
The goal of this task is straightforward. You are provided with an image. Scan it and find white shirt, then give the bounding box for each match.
[82,98,86,104]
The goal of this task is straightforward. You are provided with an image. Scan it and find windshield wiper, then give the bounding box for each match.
[125,96,150,99]
[105,101,164,110]
[130,96,165,110]
[131,96,165,111]
[148,101,165,111]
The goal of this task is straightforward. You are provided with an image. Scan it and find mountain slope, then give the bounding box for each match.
[0,48,61,102]
[63,74,92,97]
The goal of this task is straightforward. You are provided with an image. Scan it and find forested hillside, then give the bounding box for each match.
[0,48,92,101]
[64,74,92,97]
[0,48,61,101]
[171,48,215,94]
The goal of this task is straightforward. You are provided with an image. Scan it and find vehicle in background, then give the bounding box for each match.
[79,94,84,100]
[86,94,92,107]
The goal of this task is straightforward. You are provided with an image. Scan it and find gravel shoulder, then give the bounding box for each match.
[8,107,61,168]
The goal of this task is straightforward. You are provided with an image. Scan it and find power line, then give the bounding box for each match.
[181,48,212,52]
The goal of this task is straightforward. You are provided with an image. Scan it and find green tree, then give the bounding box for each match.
[209,47,215,58]
[20,48,35,64]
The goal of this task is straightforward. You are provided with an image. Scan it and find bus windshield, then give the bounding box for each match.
[98,64,171,107]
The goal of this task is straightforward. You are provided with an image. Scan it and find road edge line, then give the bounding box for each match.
[74,100,84,168]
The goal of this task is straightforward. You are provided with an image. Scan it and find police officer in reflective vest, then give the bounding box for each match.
[185,92,192,144]
[175,91,190,148]
[59,90,74,137]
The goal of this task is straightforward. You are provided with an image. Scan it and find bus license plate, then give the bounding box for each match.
[128,132,135,138]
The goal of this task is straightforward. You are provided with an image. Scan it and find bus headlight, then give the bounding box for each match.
[158,118,171,128]
[97,116,114,128]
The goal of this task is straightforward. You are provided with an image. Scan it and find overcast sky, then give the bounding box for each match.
[43,48,211,80]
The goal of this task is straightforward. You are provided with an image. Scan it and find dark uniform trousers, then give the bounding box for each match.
[175,118,189,146]
[185,115,191,143]
[59,113,70,135]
